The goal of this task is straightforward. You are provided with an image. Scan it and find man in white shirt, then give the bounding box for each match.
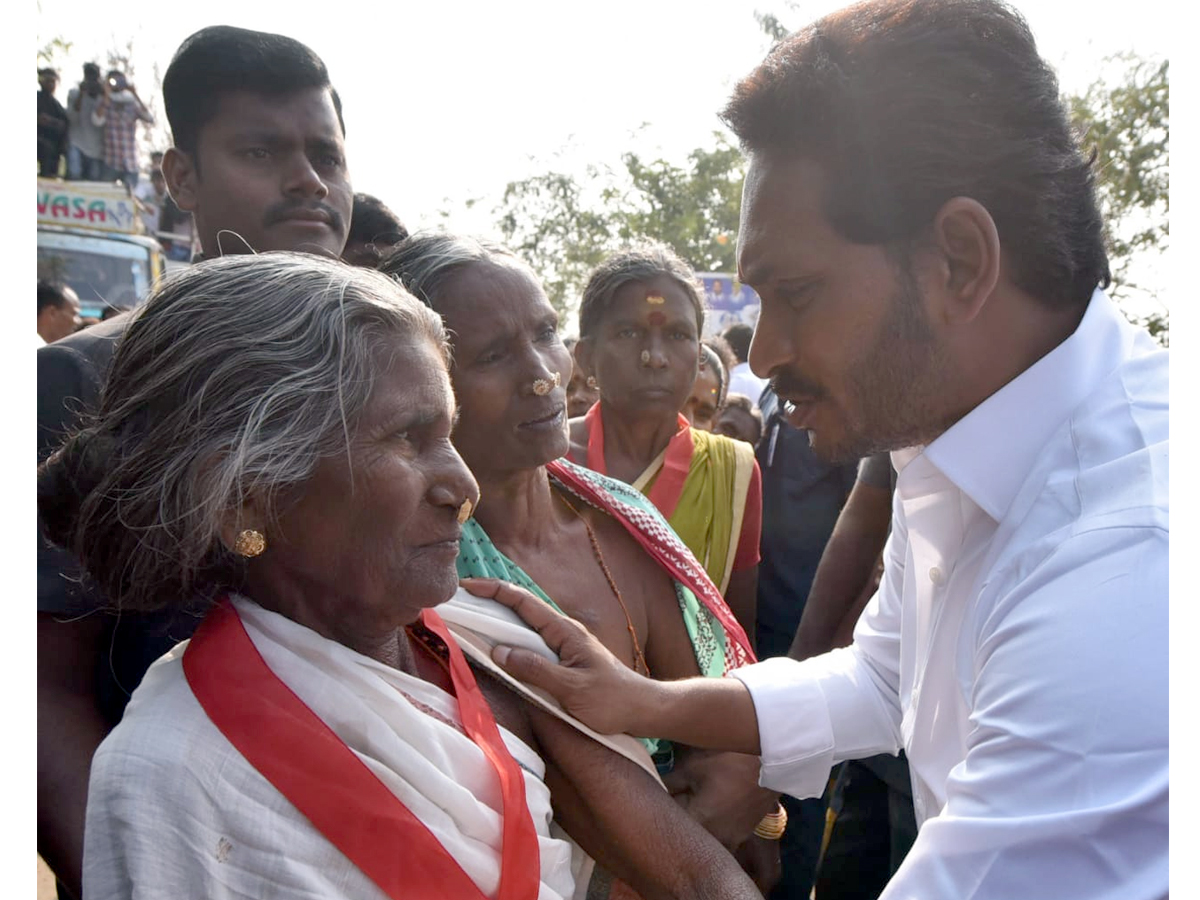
[479,1,1168,898]
[37,281,82,345]
[723,323,769,407]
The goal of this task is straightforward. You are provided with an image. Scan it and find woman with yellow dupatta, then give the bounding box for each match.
[568,242,762,640]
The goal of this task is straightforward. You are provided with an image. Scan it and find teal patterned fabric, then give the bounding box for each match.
[455,465,729,757]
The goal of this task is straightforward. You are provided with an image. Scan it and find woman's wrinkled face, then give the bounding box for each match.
[682,365,721,431]
[580,275,701,424]
[436,261,574,477]
[246,337,479,648]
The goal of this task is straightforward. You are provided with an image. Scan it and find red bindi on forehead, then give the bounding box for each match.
[647,311,666,326]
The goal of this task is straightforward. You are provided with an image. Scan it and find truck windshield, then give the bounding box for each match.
[37,231,152,318]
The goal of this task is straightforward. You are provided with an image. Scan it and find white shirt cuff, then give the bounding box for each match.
[731,657,836,799]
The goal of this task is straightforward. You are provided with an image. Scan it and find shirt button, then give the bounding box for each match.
[929,566,945,585]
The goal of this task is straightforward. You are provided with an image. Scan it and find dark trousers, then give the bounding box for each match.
[38,140,63,178]
[814,754,918,900]
[756,629,830,900]
[769,787,831,900]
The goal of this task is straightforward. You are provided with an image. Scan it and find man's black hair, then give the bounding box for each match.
[347,194,409,246]
[38,280,71,315]
[721,323,754,363]
[719,394,764,443]
[700,340,731,407]
[722,0,1110,309]
[162,25,345,158]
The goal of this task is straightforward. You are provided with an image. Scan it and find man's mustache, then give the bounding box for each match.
[770,369,826,401]
[263,200,345,232]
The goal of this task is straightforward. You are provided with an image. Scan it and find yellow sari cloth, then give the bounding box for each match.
[583,406,755,595]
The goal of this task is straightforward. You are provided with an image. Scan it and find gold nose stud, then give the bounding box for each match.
[457,498,474,524]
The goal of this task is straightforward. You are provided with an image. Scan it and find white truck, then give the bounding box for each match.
[36,177,167,318]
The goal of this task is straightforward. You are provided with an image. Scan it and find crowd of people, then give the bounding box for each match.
[37,64,153,186]
[36,1,1168,899]
[37,64,197,261]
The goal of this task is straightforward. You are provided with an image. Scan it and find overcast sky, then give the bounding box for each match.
[37,0,1170,240]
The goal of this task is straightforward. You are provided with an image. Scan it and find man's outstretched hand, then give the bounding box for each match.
[462,577,660,737]
[464,577,765,756]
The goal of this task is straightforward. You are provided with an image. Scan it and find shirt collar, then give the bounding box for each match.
[919,289,1135,521]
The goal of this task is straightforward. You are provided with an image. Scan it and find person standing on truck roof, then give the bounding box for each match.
[37,25,353,900]
[92,70,154,190]
[37,68,69,178]
[65,63,107,181]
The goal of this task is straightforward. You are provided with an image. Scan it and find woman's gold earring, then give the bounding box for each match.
[234,529,266,558]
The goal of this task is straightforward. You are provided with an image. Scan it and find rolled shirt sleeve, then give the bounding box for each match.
[732,646,903,799]
[731,514,907,799]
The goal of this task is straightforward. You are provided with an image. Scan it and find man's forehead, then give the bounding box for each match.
[205,87,342,136]
[737,154,829,284]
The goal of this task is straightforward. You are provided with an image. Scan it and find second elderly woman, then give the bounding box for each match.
[379,234,784,894]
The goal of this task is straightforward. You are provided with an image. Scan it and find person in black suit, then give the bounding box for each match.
[753,388,859,899]
[37,26,353,899]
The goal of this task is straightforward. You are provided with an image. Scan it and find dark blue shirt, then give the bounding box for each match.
[754,389,859,659]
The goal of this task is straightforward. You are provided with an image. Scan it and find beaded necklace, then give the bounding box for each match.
[555,489,651,676]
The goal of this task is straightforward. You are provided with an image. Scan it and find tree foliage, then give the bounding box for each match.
[753,10,791,43]
[1068,55,1169,344]
[37,36,73,69]
[35,30,168,168]
[496,134,747,322]
[496,10,1168,346]
[497,166,619,320]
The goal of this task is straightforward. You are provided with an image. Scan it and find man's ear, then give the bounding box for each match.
[161,147,199,213]
[928,197,1001,326]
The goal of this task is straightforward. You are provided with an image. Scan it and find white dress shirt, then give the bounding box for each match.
[728,361,769,407]
[733,289,1168,899]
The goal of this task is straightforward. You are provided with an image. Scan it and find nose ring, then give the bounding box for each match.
[457,497,475,524]
[532,372,561,396]
[640,350,651,365]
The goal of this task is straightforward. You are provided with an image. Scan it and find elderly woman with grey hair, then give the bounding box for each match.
[37,252,760,900]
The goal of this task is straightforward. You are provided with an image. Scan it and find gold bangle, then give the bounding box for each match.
[753,803,788,840]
